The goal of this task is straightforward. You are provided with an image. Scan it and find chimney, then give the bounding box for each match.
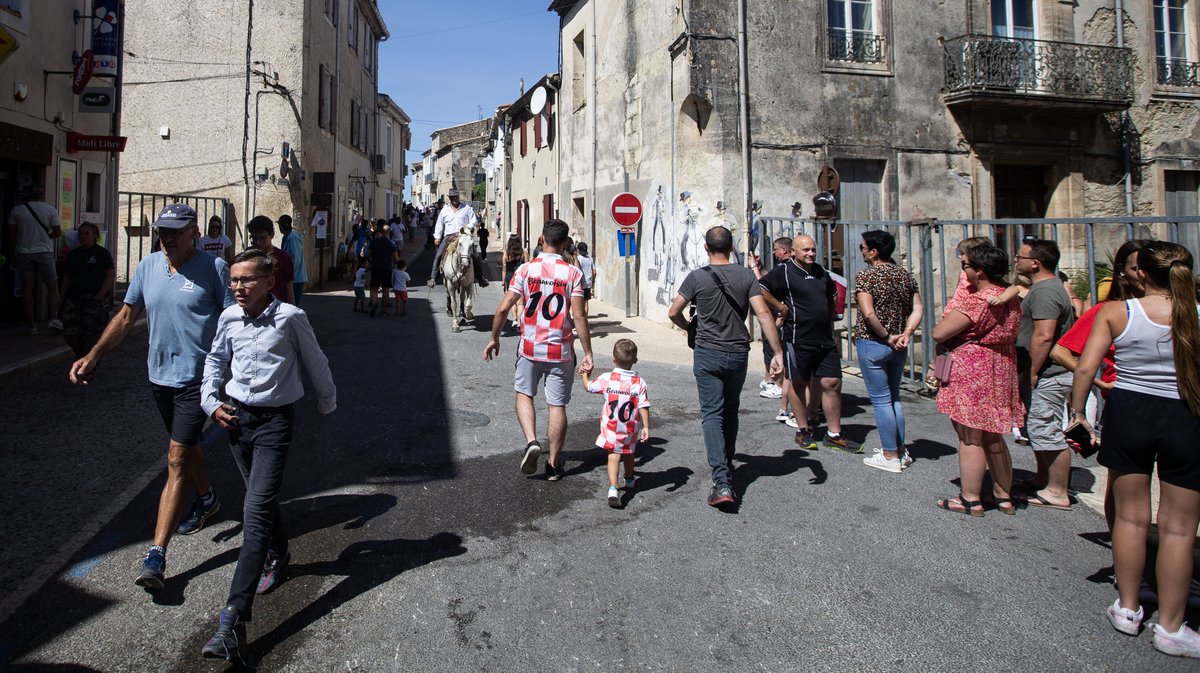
[519,78,525,96]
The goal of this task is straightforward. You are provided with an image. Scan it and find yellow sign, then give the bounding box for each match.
[0,25,18,64]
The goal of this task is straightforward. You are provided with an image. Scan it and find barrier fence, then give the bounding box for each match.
[753,215,1200,385]
[114,193,233,282]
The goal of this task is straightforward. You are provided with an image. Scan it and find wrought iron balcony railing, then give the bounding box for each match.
[943,35,1132,106]
[1157,57,1200,88]
[827,29,885,64]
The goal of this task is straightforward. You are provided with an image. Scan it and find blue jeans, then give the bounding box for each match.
[293,281,306,304]
[693,346,749,487]
[855,339,907,451]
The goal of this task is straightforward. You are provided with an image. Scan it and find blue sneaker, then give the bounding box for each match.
[256,551,290,594]
[201,606,246,663]
[177,492,220,535]
[135,547,165,590]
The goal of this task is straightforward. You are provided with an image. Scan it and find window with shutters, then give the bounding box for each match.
[350,99,359,147]
[318,64,328,130]
[520,119,527,157]
[348,3,359,52]
[543,194,555,222]
[324,0,339,25]
[533,112,542,149]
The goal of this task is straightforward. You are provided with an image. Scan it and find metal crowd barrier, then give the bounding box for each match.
[753,215,1200,384]
[115,193,232,282]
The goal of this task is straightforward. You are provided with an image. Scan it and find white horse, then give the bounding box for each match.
[441,230,476,333]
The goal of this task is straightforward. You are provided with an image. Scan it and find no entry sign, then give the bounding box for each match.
[610,192,642,232]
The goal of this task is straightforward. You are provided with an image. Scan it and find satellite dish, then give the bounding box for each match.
[529,86,547,115]
[817,165,840,195]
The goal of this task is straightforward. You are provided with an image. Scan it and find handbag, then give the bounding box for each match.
[932,352,953,385]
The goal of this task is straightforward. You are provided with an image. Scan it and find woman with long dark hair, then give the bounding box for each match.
[1069,242,1200,657]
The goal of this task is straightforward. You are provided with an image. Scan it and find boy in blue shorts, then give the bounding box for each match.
[198,249,336,663]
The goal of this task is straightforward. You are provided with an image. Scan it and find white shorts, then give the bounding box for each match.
[513,355,574,406]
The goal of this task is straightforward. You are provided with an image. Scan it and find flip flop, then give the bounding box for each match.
[1022,493,1071,511]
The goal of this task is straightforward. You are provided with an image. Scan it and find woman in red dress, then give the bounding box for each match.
[931,244,1025,516]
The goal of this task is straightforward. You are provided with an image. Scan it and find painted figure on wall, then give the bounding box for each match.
[645,184,676,306]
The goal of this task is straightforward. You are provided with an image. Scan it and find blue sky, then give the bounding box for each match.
[376,0,560,184]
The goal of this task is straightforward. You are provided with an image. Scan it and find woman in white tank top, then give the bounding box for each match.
[1068,241,1200,657]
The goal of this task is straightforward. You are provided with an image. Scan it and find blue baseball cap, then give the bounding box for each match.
[153,203,197,229]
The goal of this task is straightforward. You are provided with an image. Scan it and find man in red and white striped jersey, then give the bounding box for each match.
[484,219,594,480]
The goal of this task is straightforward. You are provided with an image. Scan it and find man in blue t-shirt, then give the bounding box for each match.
[69,203,235,592]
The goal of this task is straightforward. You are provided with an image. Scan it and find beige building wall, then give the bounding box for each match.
[121,0,388,285]
[495,76,560,251]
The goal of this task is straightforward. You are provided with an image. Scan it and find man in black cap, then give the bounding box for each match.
[428,188,488,287]
[69,203,235,590]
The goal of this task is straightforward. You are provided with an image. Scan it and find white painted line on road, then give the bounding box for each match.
[0,421,224,625]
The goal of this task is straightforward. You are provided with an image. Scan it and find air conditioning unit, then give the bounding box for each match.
[372,154,386,174]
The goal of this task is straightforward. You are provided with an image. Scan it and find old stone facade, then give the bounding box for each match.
[492,75,561,248]
[549,0,1200,323]
[428,119,493,205]
[120,0,390,286]
[375,94,410,221]
[0,0,121,320]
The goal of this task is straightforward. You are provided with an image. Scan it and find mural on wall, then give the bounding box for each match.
[643,184,745,307]
[677,191,706,276]
[645,184,676,306]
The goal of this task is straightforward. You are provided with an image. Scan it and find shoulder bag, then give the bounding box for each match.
[687,266,746,349]
[25,203,61,239]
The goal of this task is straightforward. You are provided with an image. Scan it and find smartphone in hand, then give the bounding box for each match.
[1065,422,1098,458]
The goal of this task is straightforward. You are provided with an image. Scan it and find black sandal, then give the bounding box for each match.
[937,493,985,518]
[993,497,1018,515]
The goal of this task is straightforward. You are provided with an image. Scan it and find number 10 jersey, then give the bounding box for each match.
[510,253,584,363]
[587,368,651,453]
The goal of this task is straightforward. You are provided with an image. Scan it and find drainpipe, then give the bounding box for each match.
[1116,0,1133,215]
[241,1,253,244]
[591,0,598,245]
[737,0,753,333]
[737,0,752,263]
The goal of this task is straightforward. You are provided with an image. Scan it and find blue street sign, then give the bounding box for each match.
[617,231,637,257]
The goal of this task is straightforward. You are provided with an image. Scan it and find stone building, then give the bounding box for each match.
[548,0,1199,323]
[492,75,561,247]
[375,93,411,221]
[428,119,493,205]
[0,0,122,321]
[119,0,390,286]
[411,155,428,207]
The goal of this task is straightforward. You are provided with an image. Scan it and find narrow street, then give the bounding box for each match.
[0,248,1192,672]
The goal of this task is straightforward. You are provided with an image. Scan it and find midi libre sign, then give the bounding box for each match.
[67,132,127,153]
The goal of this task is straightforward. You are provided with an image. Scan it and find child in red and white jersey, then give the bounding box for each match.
[581,339,651,508]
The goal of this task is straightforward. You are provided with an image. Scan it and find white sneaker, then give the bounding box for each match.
[47,319,64,331]
[872,448,913,469]
[623,476,638,490]
[863,452,903,473]
[784,415,799,429]
[758,381,782,399]
[774,410,790,422]
[1151,622,1200,658]
[1106,598,1143,636]
[607,486,621,508]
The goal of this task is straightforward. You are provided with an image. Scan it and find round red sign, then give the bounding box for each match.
[610,192,642,229]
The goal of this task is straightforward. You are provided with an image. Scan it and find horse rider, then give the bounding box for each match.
[428,188,488,288]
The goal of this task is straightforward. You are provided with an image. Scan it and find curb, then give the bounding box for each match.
[0,319,148,380]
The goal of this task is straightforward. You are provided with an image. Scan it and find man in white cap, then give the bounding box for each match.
[69,203,235,591]
[427,188,488,287]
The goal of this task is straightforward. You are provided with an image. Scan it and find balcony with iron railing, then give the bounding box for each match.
[942,35,1132,112]
[1157,57,1200,89]
[827,29,886,65]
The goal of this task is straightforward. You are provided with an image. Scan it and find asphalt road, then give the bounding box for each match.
[0,248,1196,672]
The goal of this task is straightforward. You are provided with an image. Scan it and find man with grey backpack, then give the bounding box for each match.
[668,226,783,510]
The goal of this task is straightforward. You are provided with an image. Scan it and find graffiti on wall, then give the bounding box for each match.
[643,184,743,307]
